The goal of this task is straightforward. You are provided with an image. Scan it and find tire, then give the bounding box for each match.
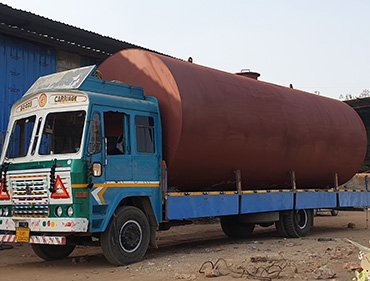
[220,216,255,238]
[101,206,150,265]
[282,209,313,238]
[331,209,339,216]
[31,244,75,261]
[275,212,288,237]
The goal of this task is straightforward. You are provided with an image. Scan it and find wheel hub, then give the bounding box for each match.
[295,210,308,229]
[119,220,143,253]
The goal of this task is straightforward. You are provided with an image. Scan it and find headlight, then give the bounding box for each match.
[67,206,74,217]
[56,206,63,217]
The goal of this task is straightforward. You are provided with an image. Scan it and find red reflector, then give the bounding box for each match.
[51,175,70,199]
[0,180,10,200]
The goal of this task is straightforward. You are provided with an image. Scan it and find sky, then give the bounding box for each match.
[2,0,370,100]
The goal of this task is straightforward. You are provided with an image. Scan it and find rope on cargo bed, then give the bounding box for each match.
[199,258,288,280]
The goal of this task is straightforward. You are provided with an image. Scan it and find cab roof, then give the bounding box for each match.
[24,65,145,100]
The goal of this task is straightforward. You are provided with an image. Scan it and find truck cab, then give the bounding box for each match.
[0,66,162,264]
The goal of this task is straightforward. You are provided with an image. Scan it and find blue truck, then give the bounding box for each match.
[0,60,368,265]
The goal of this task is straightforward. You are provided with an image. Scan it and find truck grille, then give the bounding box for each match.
[12,205,49,217]
[10,174,49,217]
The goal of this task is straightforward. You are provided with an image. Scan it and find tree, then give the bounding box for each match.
[358,89,370,98]
[339,89,370,100]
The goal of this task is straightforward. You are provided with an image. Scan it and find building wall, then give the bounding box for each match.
[0,33,102,150]
[0,33,56,147]
[57,50,101,72]
[56,50,81,72]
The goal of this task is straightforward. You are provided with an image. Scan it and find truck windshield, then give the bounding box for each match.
[39,111,86,155]
[6,116,36,158]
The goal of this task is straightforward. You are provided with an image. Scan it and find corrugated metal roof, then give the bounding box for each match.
[345,98,370,109]
[0,3,160,59]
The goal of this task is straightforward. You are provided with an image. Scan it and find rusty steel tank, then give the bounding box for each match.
[98,49,367,191]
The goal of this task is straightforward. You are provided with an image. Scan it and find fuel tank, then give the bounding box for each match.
[98,49,367,191]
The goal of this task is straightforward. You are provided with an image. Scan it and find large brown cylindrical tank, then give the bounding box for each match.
[98,49,367,190]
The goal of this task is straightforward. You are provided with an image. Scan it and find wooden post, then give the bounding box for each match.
[333,172,338,191]
[235,169,242,194]
[290,170,296,191]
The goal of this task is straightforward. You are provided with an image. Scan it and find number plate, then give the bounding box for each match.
[16,227,30,243]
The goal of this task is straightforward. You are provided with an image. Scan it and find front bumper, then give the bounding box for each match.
[0,234,67,245]
[0,217,89,232]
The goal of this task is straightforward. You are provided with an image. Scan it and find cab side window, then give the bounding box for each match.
[135,116,155,153]
[88,112,102,155]
[104,112,126,155]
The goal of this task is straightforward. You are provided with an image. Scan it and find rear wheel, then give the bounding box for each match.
[275,213,288,237]
[220,216,255,238]
[101,206,150,265]
[31,244,75,261]
[282,209,313,238]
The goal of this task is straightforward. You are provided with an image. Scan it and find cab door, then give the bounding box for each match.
[87,108,133,184]
[102,111,133,181]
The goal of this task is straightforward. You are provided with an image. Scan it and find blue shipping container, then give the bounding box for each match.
[0,34,56,149]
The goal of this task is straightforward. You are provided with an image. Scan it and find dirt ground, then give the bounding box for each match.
[1,211,370,281]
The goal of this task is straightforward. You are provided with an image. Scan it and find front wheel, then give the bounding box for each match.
[31,244,75,261]
[101,206,150,265]
[220,216,255,238]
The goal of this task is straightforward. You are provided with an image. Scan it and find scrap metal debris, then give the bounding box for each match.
[325,245,354,260]
[345,239,370,254]
[199,258,288,280]
[318,238,336,242]
[353,270,369,281]
[250,255,283,263]
[343,262,362,272]
[345,239,370,281]
[313,265,336,280]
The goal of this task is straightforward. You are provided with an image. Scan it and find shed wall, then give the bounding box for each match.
[0,33,102,151]
[0,34,56,148]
